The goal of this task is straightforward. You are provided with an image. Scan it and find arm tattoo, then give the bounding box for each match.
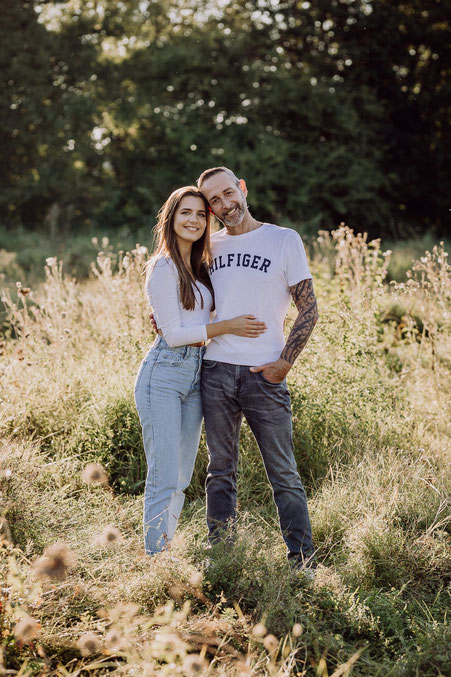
[280,279,318,365]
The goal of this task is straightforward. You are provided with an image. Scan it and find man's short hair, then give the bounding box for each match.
[197,166,240,188]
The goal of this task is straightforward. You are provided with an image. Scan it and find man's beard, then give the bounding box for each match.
[221,203,245,227]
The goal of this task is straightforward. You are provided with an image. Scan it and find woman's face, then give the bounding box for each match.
[173,195,207,248]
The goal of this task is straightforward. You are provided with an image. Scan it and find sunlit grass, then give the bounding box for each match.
[0,227,450,675]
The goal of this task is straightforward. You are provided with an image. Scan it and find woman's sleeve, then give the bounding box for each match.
[146,261,208,347]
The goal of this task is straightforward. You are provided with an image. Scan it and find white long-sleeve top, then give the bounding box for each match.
[145,257,213,347]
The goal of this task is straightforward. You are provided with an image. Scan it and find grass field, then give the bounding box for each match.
[0,226,450,675]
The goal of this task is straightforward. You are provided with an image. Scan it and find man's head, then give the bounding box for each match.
[197,166,248,228]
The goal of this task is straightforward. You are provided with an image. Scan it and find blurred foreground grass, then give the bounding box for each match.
[0,226,450,675]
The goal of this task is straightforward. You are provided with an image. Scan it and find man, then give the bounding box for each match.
[197,166,318,570]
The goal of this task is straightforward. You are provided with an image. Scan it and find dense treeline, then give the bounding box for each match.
[1,0,450,238]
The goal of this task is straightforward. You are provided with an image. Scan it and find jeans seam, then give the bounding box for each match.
[146,358,157,501]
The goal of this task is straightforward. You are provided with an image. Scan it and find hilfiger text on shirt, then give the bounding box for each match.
[209,253,272,275]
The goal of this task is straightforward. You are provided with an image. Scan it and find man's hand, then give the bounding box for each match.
[249,358,292,384]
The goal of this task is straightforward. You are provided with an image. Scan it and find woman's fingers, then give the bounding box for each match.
[246,322,266,337]
[237,315,267,337]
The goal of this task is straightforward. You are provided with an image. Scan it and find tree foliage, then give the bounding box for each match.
[1,0,449,237]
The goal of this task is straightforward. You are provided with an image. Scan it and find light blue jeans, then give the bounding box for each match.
[134,336,205,555]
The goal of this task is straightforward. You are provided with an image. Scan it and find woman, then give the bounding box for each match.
[134,186,266,555]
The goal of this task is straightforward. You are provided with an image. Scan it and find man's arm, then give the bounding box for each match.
[280,279,319,365]
[250,279,318,383]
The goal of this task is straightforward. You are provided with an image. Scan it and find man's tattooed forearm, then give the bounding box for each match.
[280,279,318,365]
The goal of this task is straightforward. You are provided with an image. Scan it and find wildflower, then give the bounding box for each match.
[92,237,98,246]
[109,602,140,622]
[105,627,124,650]
[168,583,185,603]
[153,631,180,652]
[77,632,101,656]
[182,653,207,675]
[81,462,109,486]
[18,287,31,296]
[93,525,121,547]
[251,622,267,638]
[188,571,203,587]
[45,257,57,267]
[13,614,40,643]
[263,634,279,654]
[32,542,76,580]
[292,623,303,637]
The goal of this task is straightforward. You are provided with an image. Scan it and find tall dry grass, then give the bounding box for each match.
[0,226,450,675]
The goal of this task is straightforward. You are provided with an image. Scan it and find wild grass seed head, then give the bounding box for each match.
[93,524,121,547]
[251,622,267,638]
[32,542,76,579]
[263,634,279,654]
[81,462,109,486]
[77,632,101,656]
[13,614,40,643]
[182,653,207,675]
[292,623,303,637]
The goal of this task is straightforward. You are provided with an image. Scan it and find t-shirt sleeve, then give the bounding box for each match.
[145,260,208,347]
[282,230,312,286]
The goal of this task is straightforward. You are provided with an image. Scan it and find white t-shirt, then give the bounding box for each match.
[145,257,213,347]
[205,223,311,366]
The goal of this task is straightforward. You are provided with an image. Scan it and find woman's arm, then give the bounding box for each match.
[147,261,265,347]
[147,261,207,347]
[206,316,266,339]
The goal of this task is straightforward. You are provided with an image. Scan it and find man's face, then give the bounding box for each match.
[201,172,247,228]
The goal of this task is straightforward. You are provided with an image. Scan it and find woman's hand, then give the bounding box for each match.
[228,315,267,337]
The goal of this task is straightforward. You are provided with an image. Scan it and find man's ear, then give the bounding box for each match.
[239,178,248,196]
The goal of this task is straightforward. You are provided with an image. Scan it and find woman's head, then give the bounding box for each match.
[151,186,214,311]
[153,186,211,262]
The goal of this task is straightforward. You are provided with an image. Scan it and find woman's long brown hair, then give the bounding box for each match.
[148,186,214,311]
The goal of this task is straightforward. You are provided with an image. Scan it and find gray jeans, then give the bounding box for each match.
[201,359,314,565]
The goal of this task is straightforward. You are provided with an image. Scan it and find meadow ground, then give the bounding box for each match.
[0,226,450,675]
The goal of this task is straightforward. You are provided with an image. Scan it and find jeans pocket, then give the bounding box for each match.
[157,350,183,367]
[202,360,217,370]
[260,372,285,387]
